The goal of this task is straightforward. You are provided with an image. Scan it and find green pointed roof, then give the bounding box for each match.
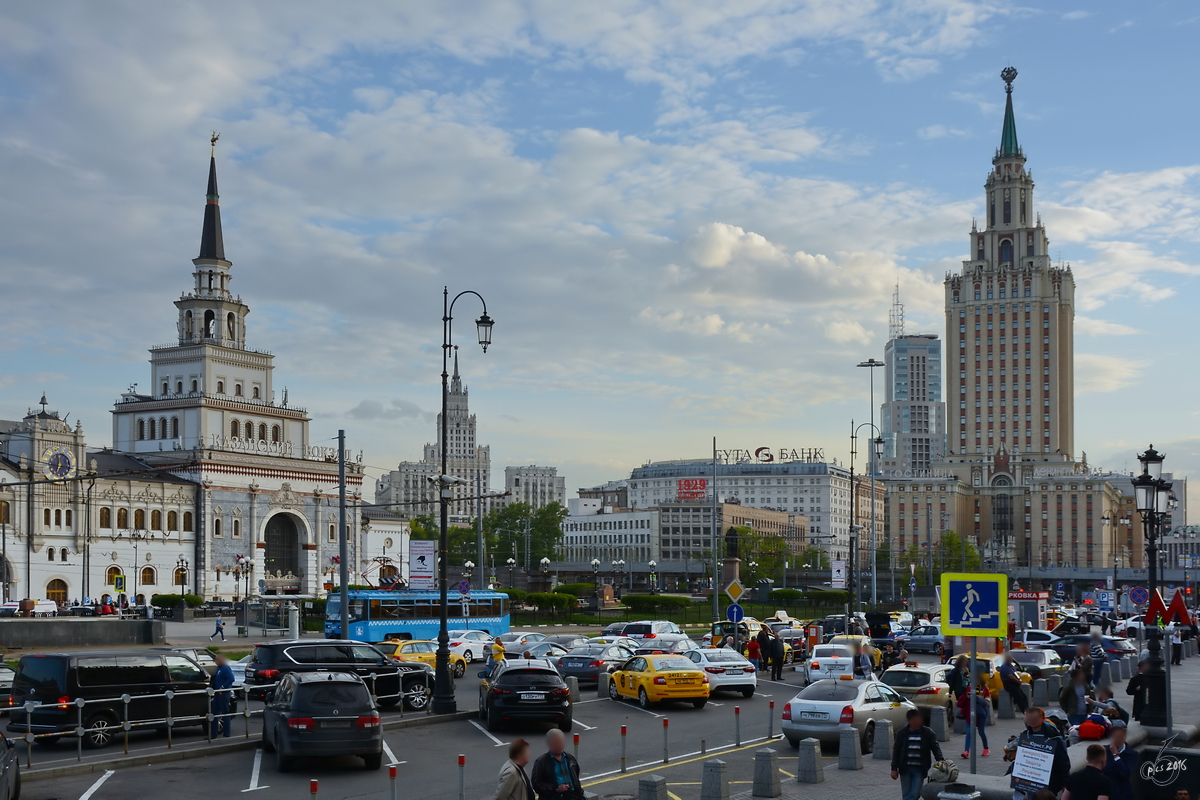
[998,66,1021,158]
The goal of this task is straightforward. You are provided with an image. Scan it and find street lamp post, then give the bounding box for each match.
[1133,445,1171,728]
[463,561,475,581]
[611,559,625,599]
[591,559,601,622]
[539,557,550,591]
[506,557,516,589]
[648,560,657,594]
[432,287,494,716]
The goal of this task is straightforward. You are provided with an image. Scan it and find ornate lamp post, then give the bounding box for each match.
[506,557,516,589]
[432,287,494,716]
[1133,445,1171,727]
[539,557,550,590]
[591,558,601,619]
[612,559,625,596]
[648,560,657,594]
[463,561,475,581]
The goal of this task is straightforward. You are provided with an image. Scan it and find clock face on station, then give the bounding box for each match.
[41,445,77,481]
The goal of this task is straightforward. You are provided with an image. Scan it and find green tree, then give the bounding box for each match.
[728,525,790,583]
[798,546,830,570]
[483,501,567,565]
[900,531,981,587]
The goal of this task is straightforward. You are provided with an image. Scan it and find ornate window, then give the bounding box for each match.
[216,381,224,394]
[176,381,183,394]
[253,387,260,399]
[162,382,168,395]
[235,384,243,397]
[48,548,55,561]
[159,418,168,438]
[43,508,50,527]
[191,380,198,393]
[148,418,157,439]
[171,417,179,438]
[65,510,72,527]
[60,548,68,561]
[46,579,68,604]
[244,421,254,439]
[167,511,178,531]
[106,566,121,586]
[258,423,267,442]
[151,510,163,530]
[233,518,241,538]
[0,501,10,525]
[134,509,146,529]
[137,419,146,440]
[183,511,193,531]
[214,518,222,537]
[272,425,281,443]
[141,566,156,586]
[118,508,129,528]
[230,419,240,438]
[54,509,62,527]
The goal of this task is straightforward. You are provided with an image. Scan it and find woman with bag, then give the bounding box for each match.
[957,685,990,758]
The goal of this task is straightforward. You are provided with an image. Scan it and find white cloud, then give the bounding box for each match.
[919,125,969,140]
[825,319,873,345]
[1075,316,1139,336]
[1075,354,1141,393]
[1062,11,1090,20]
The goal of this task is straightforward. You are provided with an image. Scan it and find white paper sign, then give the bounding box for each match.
[409,540,437,590]
[1012,743,1054,788]
[832,560,847,590]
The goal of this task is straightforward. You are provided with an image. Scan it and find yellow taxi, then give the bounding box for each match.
[608,654,710,709]
[829,635,882,667]
[976,653,1031,703]
[377,640,468,678]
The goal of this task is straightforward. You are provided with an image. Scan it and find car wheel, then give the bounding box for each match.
[861,722,875,755]
[786,737,799,749]
[934,643,944,657]
[638,688,652,709]
[692,698,707,709]
[363,752,382,770]
[403,680,431,711]
[741,687,755,698]
[453,661,466,679]
[608,680,621,702]
[83,713,116,749]
[463,650,474,663]
[558,717,573,732]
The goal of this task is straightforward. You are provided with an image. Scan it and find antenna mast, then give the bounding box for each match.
[888,281,905,340]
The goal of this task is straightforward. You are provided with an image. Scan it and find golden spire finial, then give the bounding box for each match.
[210,131,220,155]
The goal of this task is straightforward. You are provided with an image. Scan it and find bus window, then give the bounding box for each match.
[349,600,367,622]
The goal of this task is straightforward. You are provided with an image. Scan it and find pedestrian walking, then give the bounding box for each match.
[1101,722,1138,800]
[957,685,990,758]
[209,615,226,642]
[891,708,944,800]
[210,653,235,738]
[770,632,785,681]
[1089,632,1108,684]
[756,628,772,676]
[531,729,584,800]
[1062,744,1112,800]
[495,738,535,800]
[854,647,873,679]
[947,655,970,700]
[1171,625,1183,666]
[1125,660,1148,722]
[746,637,762,672]
[999,652,1030,713]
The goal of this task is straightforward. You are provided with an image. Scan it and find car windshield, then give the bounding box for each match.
[812,646,852,659]
[497,670,562,687]
[1011,652,1046,664]
[882,671,930,688]
[296,682,372,709]
[566,646,608,656]
[703,651,748,663]
[649,657,695,670]
[797,681,860,702]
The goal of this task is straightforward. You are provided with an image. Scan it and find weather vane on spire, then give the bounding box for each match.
[210,131,220,154]
[1001,66,1017,93]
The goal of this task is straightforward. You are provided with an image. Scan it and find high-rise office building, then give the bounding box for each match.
[880,286,946,475]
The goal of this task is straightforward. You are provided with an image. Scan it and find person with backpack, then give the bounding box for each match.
[957,684,991,758]
[947,655,970,700]
[891,708,944,800]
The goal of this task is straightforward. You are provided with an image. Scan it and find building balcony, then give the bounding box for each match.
[115,391,307,415]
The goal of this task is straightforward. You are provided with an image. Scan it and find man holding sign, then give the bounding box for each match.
[1006,707,1071,800]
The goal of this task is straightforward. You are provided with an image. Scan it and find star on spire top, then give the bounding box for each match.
[1001,66,1017,92]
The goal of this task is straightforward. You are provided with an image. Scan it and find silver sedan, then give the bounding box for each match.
[782,678,915,753]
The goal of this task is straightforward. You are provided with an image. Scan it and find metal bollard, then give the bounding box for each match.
[930,705,949,742]
[310,778,318,798]
[459,754,466,800]
[390,765,398,800]
[701,738,706,754]
[998,687,1014,719]
[735,705,741,746]
[76,698,85,763]
[122,693,131,754]
[574,732,580,761]
[166,690,174,749]
[768,701,775,739]
[621,725,627,773]
[567,676,580,702]
[662,718,669,764]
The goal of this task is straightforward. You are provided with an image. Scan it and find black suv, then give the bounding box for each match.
[244,640,431,711]
[261,672,383,772]
[6,651,210,748]
[478,659,572,732]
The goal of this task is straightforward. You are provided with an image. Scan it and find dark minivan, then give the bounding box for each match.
[6,651,210,748]
[244,639,432,711]
[262,671,383,772]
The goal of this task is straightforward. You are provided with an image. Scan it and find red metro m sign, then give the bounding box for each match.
[1143,589,1191,626]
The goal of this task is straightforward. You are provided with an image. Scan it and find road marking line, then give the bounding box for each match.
[574,720,597,730]
[382,741,406,766]
[709,701,724,706]
[779,768,795,777]
[622,703,662,717]
[241,749,269,793]
[80,770,116,800]
[668,793,684,800]
[575,698,604,704]
[583,735,783,785]
[469,719,508,746]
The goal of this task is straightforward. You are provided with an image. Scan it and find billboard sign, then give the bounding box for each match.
[676,478,708,500]
[409,540,437,590]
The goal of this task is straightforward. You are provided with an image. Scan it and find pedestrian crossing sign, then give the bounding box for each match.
[940,572,1007,637]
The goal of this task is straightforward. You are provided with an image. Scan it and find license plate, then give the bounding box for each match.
[320,720,352,728]
[520,693,545,701]
[725,669,743,676]
[670,679,693,685]
[800,711,828,720]
[566,660,585,667]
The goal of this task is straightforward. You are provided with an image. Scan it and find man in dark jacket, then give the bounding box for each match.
[769,634,785,680]
[1125,660,1148,721]
[531,729,583,800]
[1101,722,1138,800]
[756,629,773,677]
[210,653,236,738]
[891,708,943,800]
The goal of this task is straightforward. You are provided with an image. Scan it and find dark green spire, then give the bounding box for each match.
[998,66,1020,158]
[199,133,225,260]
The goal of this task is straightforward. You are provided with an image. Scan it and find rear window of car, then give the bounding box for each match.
[497,670,562,687]
[250,646,277,666]
[649,657,695,670]
[797,682,860,701]
[76,656,166,686]
[295,682,372,710]
[285,645,351,664]
[567,646,607,656]
[1011,652,1046,664]
[15,656,67,694]
[623,624,652,636]
[812,646,851,659]
[882,670,930,688]
[703,651,748,664]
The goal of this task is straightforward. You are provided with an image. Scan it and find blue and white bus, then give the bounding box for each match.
[325,589,512,641]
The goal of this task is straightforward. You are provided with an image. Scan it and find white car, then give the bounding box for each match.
[685,648,757,697]
[803,644,855,683]
[1012,628,1059,646]
[495,631,547,647]
[446,630,494,663]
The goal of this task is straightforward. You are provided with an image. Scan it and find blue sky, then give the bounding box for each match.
[1,2,1198,509]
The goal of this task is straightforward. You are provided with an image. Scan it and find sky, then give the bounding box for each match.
[1,2,1199,513]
